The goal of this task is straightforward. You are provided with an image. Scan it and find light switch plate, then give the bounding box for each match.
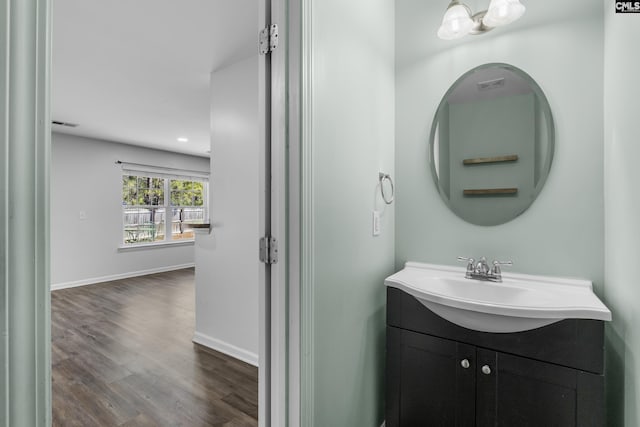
[79,211,87,220]
[372,210,381,236]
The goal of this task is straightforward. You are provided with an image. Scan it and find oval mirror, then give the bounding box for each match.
[430,63,554,226]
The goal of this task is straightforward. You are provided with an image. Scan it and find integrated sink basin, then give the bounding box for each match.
[385,262,611,333]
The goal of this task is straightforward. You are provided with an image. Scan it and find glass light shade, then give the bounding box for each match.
[483,0,525,27]
[437,3,474,40]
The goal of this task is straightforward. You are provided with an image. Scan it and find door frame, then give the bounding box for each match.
[0,0,299,426]
[287,0,313,424]
[262,0,296,425]
[0,1,52,426]
[265,0,309,424]
[283,0,302,424]
[270,0,308,424]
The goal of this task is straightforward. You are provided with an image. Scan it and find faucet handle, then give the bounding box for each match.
[492,260,512,266]
[491,260,512,275]
[457,256,475,265]
[457,256,475,277]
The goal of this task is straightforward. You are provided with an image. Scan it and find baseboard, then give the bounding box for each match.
[50,263,196,291]
[192,331,259,367]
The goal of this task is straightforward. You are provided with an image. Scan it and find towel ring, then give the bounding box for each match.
[379,172,394,205]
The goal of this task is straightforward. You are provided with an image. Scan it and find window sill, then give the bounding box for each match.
[118,239,195,251]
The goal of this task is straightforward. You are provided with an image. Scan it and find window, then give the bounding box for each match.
[121,170,208,246]
[169,179,206,241]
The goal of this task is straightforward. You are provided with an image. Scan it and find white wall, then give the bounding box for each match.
[51,133,209,288]
[193,55,260,365]
[306,0,396,425]
[603,3,640,426]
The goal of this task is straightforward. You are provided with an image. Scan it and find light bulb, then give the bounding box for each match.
[483,0,525,27]
[437,2,474,40]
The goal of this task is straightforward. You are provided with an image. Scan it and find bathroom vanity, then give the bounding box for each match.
[385,262,610,427]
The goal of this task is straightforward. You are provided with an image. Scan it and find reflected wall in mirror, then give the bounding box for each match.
[430,63,554,226]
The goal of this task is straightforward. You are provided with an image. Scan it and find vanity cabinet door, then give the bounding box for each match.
[387,327,476,427]
[475,349,604,427]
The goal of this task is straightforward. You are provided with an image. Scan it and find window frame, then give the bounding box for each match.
[121,170,209,248]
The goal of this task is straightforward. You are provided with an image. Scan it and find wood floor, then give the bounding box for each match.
[51,268,258,427]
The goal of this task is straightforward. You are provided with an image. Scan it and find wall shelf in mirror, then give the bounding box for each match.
[463,154,518,165]
[463,188,518,196]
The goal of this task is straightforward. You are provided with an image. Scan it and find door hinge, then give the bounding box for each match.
[259,24,279,55]
[259,236,278,264]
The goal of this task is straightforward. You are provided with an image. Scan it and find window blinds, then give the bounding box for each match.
[117,161,209,182]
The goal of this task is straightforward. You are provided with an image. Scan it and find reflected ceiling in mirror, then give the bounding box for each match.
[430,63,554,226]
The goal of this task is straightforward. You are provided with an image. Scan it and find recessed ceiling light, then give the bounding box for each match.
[177,137,189,143]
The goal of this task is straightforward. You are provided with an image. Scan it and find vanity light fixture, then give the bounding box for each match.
[177,137,189,143]
[437,0,525,40]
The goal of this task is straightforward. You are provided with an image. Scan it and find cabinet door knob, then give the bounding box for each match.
[481,365,492,375]
[460,359,470,369]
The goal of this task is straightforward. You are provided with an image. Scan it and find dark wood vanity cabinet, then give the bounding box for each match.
[386,287,606,427]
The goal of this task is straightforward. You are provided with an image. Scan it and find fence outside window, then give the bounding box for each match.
[122,174,207,246]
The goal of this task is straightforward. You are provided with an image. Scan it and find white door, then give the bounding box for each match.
[195,0,287,425]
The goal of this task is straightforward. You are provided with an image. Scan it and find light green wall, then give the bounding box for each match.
[307,0,395,425]
[603,4,640,426]
[395,2,605,293]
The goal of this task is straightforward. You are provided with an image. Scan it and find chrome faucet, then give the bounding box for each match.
[457,256,512,282]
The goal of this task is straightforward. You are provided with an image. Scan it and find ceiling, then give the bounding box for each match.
[52,0,258,157]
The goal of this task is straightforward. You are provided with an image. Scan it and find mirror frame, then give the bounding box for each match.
[428,62,555,226]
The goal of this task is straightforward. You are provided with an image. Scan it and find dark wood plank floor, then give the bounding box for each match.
[52,268,258,427]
